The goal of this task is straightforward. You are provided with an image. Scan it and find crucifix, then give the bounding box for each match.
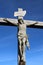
[0,8,43,65]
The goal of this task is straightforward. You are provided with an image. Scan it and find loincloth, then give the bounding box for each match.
[18,33,28,45]
[18,33,28,39]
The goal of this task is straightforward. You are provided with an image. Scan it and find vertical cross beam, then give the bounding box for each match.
[14,8,26,65]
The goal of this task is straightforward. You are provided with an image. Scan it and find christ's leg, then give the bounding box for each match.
[22,38,26,62]
[18,36,23,61]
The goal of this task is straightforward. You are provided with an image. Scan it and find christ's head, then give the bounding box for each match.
[18,19,24,24]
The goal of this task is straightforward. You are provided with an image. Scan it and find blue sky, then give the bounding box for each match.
[0,0,43,65]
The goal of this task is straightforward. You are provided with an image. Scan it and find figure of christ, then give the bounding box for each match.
[3,17,37,64]
[18,19,30,63]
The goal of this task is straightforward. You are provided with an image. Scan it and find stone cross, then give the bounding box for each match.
[0,8,43,65]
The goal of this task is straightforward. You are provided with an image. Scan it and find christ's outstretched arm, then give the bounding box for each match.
[24,20,38,26]
[24,20,43,28]
[0,18,18,26]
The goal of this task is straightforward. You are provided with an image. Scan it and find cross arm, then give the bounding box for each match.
[24,20,43,29]
[0,18,18,26]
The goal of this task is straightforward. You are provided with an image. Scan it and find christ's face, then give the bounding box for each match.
[18,19,24,24]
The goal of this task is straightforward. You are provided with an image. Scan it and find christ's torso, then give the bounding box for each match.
[18,24,26,36]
